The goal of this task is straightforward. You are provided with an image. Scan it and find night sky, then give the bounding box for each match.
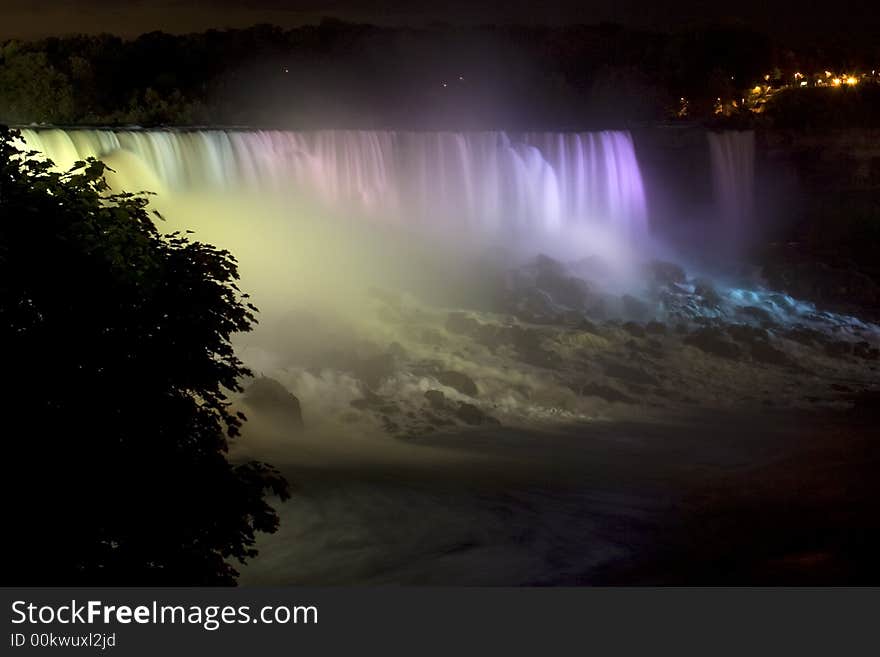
[1,0,877,43]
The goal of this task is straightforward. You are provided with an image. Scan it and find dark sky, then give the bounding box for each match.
[1,0,877,41]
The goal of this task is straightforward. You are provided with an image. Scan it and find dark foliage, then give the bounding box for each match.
[0,22,786,128]
[0,126,288,585]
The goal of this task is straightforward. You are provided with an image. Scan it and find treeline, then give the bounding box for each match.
[0,20,875,129]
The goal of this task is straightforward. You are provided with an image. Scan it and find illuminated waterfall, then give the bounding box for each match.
[708,130,755,240]
[19,128,648,245]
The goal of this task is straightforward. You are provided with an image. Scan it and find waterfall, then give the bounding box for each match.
[19,128,649,246]
[707,131,755,241]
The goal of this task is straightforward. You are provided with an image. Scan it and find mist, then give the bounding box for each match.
[17,123,880,584]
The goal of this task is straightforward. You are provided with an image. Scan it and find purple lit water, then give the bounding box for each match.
[20,128,649,248]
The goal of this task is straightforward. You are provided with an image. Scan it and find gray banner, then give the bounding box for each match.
[2,588,876,655]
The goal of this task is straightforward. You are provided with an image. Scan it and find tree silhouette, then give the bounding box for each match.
[0,127,288,585]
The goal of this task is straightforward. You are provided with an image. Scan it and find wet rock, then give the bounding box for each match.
[350,390,381,410]
[367,287,404,309]
[824,341,852,358]
[646,260,687,286]
[849,390,880,418]
[854,341,880,360]
[579,383,636,404]
[749,341,796,368]
[578,318,600,334]
[446,312,481,336]
[530,255,594,310]
[422,412,454,429]
[623,321,646,337]
[473,323,511,351]
[435,370,479,396]
[584,295,610,320]
[355,351,399,389]
[726,324,768,343]
[622,294,652,320]
[602,361,660,386]
[381,416,400,433]
[420,328,446,346]
[739,305,774,324]
[783,327,824,347]
[684,327,743,360]
[509,326,560,368]
[559,310,588,326]
[694,279,722,307]
[424,390,498,426]
[763,260,880,310]
[424,389,448,411]
[509,287,560,323]
[351,390,400,416]
[243,377,304,428]
[634,338,666,359]
[455,402,500,426]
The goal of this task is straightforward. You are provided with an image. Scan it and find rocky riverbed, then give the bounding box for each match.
[228,254,879,584]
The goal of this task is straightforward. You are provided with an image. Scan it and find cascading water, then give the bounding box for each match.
[19,128,649,248]
[13,125,880,588]
[707,130,755,247]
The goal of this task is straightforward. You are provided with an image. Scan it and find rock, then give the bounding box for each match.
[424,389,448,410]
[573,254,613,278]
[646,260,687,285]
[646,321,668,335]
[763,260,880,311]
[782,327,823,347]
[455,402,500,426]
[694,279,722,307]
[531,255,594,310]
[854,341,880,360]
[580,383,636,404]
[602,361,660,386]
[350,388,383,410]
[473,323,510,351]
[559,310,587,326]
[578,318,600,334]
[509,325,560,368]
[381,416,400,433]
[354,351,399,389]
[684,327,743,360]
[623,321,646,337]
[824,341,852,358]
[622,294,652,320]
[367,287,404,309]
[532,254,566,276]
[420,328,446,346]
[446,312,481,336]
[629,338,666,359]
[435,370,479,396]
[726,324,768,343]
[422,412,454,429]
[739,305,774,324]
[243,377,304,428]
[512,287,561,322]
[749,341,795,368]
